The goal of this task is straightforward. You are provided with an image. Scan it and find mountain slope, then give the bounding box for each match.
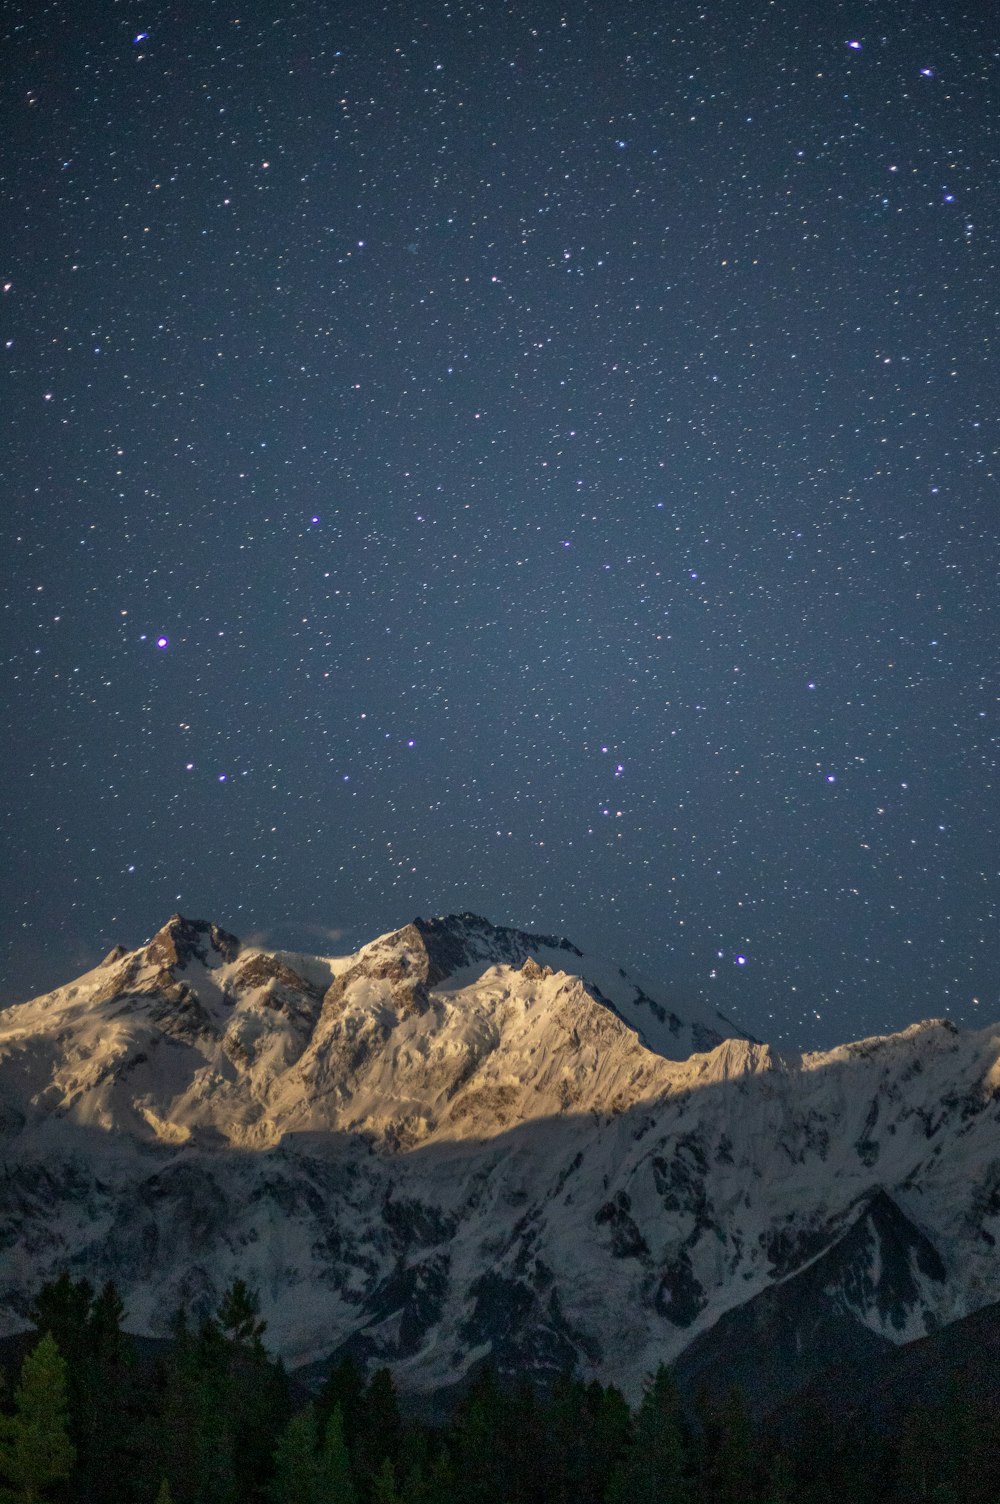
[671,1186,950,1414]
[1,912,999,1400]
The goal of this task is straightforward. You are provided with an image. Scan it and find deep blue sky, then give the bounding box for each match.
[2,0,997,1049]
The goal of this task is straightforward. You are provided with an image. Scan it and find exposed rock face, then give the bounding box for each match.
[145,914,241,971]
[673,1185,952,1413]
[228,952,322,1006]
[321,923,436,1019]
[319,914,583,1021]
[411,912,583,974]
[1,912,999,1406]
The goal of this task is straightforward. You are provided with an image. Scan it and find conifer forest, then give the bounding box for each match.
[1,1276,997,1504]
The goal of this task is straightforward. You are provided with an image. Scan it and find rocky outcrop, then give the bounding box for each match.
[146,914,241,971]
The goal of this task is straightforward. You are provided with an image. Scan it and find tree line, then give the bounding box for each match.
[1,1274,997,1504]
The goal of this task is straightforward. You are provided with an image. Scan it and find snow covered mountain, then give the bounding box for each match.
[1,911,999,1403]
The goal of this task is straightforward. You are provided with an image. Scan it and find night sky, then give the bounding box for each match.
[2,0,997,1050]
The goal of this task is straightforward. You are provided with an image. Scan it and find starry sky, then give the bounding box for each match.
[2,0,997,1050]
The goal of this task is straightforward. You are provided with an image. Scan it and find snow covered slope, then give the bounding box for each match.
[0,912,746,1149]
[1,912,999,1401]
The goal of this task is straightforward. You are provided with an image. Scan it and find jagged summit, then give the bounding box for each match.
[145,913,241,971]
[345,911,746,1059]
[406,911,583,978]
[331,911,584,1013]
[321,912,567,1018]
[0,910,749,1153]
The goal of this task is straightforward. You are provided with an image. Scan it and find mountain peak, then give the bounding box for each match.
[319,913,585,1019]
[407,911,582,981]
[145,914,241,972]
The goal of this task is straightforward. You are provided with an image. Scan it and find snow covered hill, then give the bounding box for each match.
[1,912,999,1402]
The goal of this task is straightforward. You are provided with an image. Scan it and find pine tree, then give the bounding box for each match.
[217,1279,268,1350]
[697,1387,758,1504]
[398,1461,426,1504]
[0,1334,76,1504]
[370,1458,401,1504]
[28,1273,92,1490]
[270,1408,321,1504]
[539,1372,630,1504]
[421,1444,455,1504]
[151,1316,237,1504]
[27,1273,138,1504]
[148,1309,200,1504]
[318,1406,357,1504]
[316,1356,365,1447]
[761,1447,795,1504]
[581,1381,631,1504]
[450,1365,505,1504]
[188,1320,239,1504]
[145,1294,288,1504]
[538,1373,586,1504]
[84,1281,138,1504]
[353,1367,402,1490]
[606,1364,692,1504]
[504,1375,545,1504]
[225,1317,291,1501]
[154,1481,173,1504]
[29,1275,94,1368]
